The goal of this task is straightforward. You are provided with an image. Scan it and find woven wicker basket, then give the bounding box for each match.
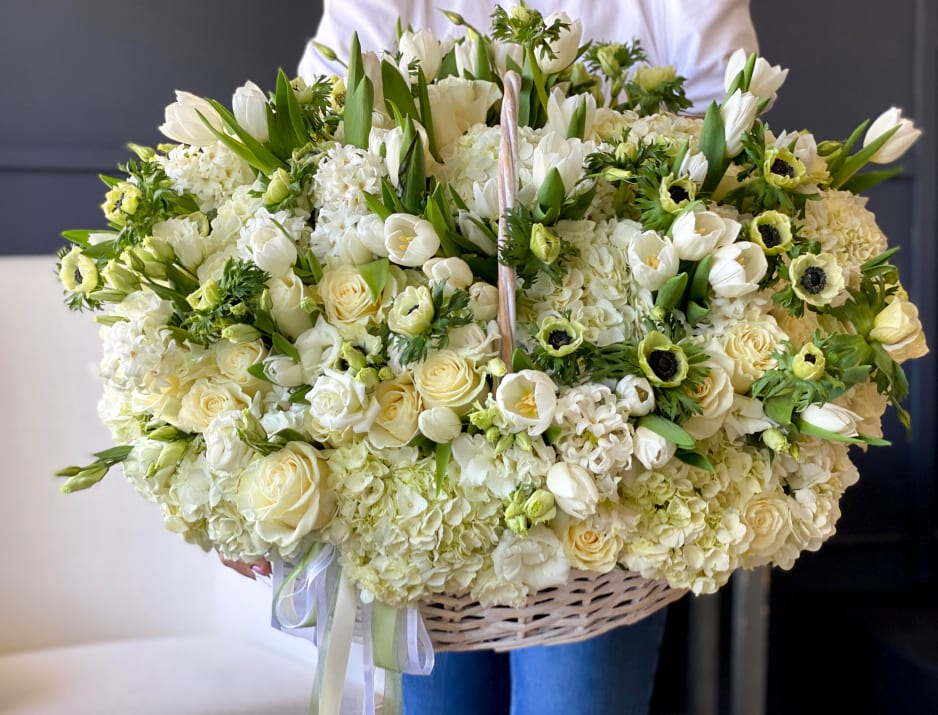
[419,72,683,653]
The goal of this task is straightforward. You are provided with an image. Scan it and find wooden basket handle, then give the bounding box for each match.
[496,71,521,369]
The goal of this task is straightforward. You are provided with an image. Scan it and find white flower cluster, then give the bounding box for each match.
[61,6,927,607]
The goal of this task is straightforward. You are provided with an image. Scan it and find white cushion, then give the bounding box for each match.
[0,635,315,715]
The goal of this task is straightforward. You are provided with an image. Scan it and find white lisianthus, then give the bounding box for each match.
[203,410,255,473]
[535,12,581,74]
[307,369,380,435]
[418,406,463,444]
[709,242,768,297]
[151,216,209,269]
[263,355,305,387]
[399,28,443,81]
[670,208,741,261]
[495,370,558,435]
[369,377,422,448]
[237,441,334,553]
[426,78,502,150]
[268,272,313,339]
[546,462,599,520]
[800,403,861,438]
[614,375,656,416]
[469,282,499,321]
[177,378,251,433]
[633,426,677,470]
[869,296,929,363]
[724,49,788,105]
[545,87,596,138]
[232,80,269,143]
[723,395,775,443]
[721,90,759,157]
[384,213,441,267]
[424,257,474,291]
[413,350,488,415]
[159,90,224,146]
[491,526,570,591]
[532,132,590,195]
[627,229,679,290]
[388,285,435,336]
[863,106,922,164]
[295,317,343,383]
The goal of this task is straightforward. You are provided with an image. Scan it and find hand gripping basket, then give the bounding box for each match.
[418,72,685,653]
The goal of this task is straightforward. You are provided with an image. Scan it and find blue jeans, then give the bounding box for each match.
[402,609,668,715]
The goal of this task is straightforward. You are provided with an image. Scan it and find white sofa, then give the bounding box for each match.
[0,256,318,715]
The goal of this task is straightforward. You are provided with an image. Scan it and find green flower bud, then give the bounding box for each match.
[523,489,556,525]
[103,260,140,294]
[378,366,395,381]
[469,405,496,431]
[530,223,562,264]
[659,174,695,214]
[816,140,842,157]
[510,5,538,24]
[762,428,799,458]
[514,431,533,452]
[596,45,622,77]
[61,465,108,493]
[221,323,262,344]
[356,367,380,388]
[142,236,175,264]
[263,168,292,205]
[58,247,99,295]
[792,343,826,381]
[441,10,465,25]
[259,288,273,312]
[487,358,508,378]
[187,280,222,310]
[505,513,529,536]
[637,331,689,387]
[484,426,501,444]
[238,409,268,446]
[340,342,367,371]
[536,315,584,358]
[494,433,514,455]
[147,425,181,441]
[749,210,793,256]
[763,147,806,189]
[312,41,339,62]
[151,440,188,475]
[102,182,142,226]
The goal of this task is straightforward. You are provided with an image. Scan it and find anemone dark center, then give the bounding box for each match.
[771,158,795,178]
[649,349,679,381]
[668,185,689,203]
[800,266,827,295]
[548,330,573,350]
[758,224,781,248]
[804,353,816,364]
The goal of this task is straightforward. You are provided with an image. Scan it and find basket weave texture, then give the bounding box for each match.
[418,72,683,654]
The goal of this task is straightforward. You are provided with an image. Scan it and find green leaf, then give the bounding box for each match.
[274,428,310,443]
[798,418,891,447]
[201,101,284,174]
[92,445,134,462]
[638,414,695,450]
[399,118,427,215]
[435,441,452,493]
[271,332,300,361]
[685,300,710,326]
[827,119,869,176]
[676,449,716,473]
[764,395,795,427]
[655,272,688,311]
[381,60,419,120]
[699,102,727,193]
[688,255,713,303]
[567,96,587,140]
[512,348,536,372]
[416,70,442,163]
[344,77,374,150]
[248,362,271,382]
[842,167,904,194]
[832,125,900,189]
[358,258,390,302]
[426,187,459,257]
[381,177,407,213]
[534,167,566,223]
[364,191,393,221]
[464,255,498,284]
[473,36,494,81]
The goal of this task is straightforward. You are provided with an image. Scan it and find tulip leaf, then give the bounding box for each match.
[655,272,688,311]
[567,97,587,140]
[827,119,869,176]
[381,60,419,121]
[700,102,727,193]
[473,36,494,82]
[832,125,900,189]
[841,166,904,194]
[198,105,284,175]
[676,449,715,473]
[399,118,427,215]
[364,191,393,221]
[381,177,407,214]
[685,300,711,326]
[512,348,537,372]
[358,258,390,303]
[271,332,300,362]
[435,441,452,493]
[534,167,566,223]
[416,72,442,163]
[797,418,890,447]
[688,255,713,303]
[345,77,374,150]
[637,414,695,450]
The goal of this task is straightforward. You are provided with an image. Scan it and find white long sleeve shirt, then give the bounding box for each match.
[298,0,758,112]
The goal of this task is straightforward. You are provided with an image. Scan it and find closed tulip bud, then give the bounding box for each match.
[863,107,922,164]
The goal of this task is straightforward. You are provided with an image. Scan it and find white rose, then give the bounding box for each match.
[369,378,422,448]
[295,317,343,383]
[399,28,443,81]
[424,257,474,291]
[232,80,269,143]
[237,441,334,552]
[535,12,581,74]
[159,90,224,146]
[491,526,570,591]
[418,406,463,444]
[869,296,929,363]
[446,322,500,363]
[740,492,793,567]
[412,350,488,415]
[263,354,305,387]
[670,208,741,261]
[627,230,679,291]
[495,370,558,435]
[532,132,589,196]
[614,375,656,416]
[546,462,599,520]
[863,106,922,164]
[384,213,441,267]
[709,242,768,298]
[203,410,254,473]
[426,78,502,150]
[683,348,736,440]
[556,514,622,573]
[800,403,861,438]
[177,378,251,433]
[213,339,267,387]
[633,426,677,470]
[721,89,759,157]
[268,272,313,339]
[469,282,499,321]
[307,369,380,434]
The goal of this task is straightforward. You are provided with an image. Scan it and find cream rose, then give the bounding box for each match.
[318,264,380,336]
[213,339,267,387]
[295,317,343,383]
[307,369,380,435]
[723,317,784,392]
[237,441,334,552]
[556,515,622,573]
[369,378,423,448]
[740,492,793,568]
[413,350,488,415]
[177,378,250,433]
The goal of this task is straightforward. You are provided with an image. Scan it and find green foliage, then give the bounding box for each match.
[179,259,270,345]
[392,283,474,365]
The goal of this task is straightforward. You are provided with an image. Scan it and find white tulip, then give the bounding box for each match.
[384,213,441,267]
[708,241,767,298]
[232,80,269,143]
[614,375,656,416]
[545,88,596,138]
[159,90,224,146]
[723,49,788,105]
[546,462,599,520]
[680,151,709,184]
[670,208,740,261]
[535,13,582,74]
[469,282,500,322]
[721,89,759,157]
[418,406,463,443]
[426,78,502,150]
[863,107,922,164]
[627,230,679,291]
[532,132,589,196]
[399,28,443,82]
[495,370,558,435]
[633,426,677,470]
[800,403,861,438]
[424,257,474,291]
[267,272,313,339]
